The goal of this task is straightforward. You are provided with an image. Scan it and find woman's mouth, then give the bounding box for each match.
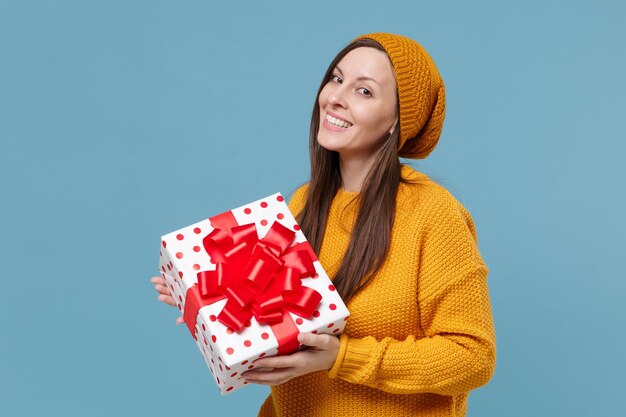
[323,114,353,131]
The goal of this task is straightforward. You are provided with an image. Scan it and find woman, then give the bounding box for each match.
[151,32,496,417]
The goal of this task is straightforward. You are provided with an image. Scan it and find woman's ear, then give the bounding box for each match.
[389,119,399,135]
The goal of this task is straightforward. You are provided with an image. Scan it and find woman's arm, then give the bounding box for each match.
[328,263,496,396]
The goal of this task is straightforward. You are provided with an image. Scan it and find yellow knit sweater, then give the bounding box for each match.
[258,164,496,417]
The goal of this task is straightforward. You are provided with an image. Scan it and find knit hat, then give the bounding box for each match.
[352,33,446,159]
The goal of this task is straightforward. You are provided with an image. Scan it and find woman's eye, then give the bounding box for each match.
[329,75,371,97]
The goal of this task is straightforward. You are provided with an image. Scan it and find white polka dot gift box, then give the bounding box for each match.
[158,192,350,395]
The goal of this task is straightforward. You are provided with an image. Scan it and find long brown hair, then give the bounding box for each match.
[296,38,419,303]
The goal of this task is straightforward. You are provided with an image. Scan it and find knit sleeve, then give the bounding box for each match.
[327,193,496,396]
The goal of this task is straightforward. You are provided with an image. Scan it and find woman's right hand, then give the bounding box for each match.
[150,276,185,325]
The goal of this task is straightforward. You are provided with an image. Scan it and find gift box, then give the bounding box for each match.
[158,192,350,395]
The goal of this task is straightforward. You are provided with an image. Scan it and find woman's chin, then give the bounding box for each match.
[317,137,344,153]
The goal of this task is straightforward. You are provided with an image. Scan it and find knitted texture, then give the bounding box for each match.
[258,164,496,417]
[353,33,446,159]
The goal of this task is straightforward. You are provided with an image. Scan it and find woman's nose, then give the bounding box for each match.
[328,86,349,108]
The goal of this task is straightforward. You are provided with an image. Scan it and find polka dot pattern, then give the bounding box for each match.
[158,192,349,395]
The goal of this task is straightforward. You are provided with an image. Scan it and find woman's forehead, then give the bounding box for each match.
[335,47,395,84]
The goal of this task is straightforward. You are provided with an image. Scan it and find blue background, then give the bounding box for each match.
[1,1,624,416]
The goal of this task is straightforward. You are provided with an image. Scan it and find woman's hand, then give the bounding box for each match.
[151,276,340,382]
[150,276,184,324]
[241,332,340,386]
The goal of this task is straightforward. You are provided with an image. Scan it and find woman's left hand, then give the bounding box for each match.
[242,332,340,386]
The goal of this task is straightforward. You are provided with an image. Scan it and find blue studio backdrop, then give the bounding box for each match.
[1,1,624,416]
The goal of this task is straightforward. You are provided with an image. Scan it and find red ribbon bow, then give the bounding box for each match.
[183,210,322,354]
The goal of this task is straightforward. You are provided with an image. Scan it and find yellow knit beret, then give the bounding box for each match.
[352,33,446,159]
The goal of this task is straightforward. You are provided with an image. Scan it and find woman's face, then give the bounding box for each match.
[317,46,398,160]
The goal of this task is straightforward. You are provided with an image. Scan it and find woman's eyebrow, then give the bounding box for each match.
[335,65,381,86]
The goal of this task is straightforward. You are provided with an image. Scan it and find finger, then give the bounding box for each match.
[253,356,296,369]
[150,276,166,285]
[243,368,293,383]
[154,284,172,296]
[176,316,185,325]
[244,379,273,386]
[158,294,177,307]
[297,332,333,349]
[254,367,275,372]
[241,368,276,378]
[245,377,291,386]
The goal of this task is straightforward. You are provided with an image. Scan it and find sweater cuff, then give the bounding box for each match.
[328,333,374,382]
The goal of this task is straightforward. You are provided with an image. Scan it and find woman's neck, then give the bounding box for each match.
[338,153,378,192]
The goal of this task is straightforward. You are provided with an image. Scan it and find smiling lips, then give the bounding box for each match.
[324,113,353,130]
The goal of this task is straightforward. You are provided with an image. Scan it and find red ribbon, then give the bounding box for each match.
[183,211,322,355]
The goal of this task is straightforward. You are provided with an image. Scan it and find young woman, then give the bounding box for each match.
[151,32,496,417]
